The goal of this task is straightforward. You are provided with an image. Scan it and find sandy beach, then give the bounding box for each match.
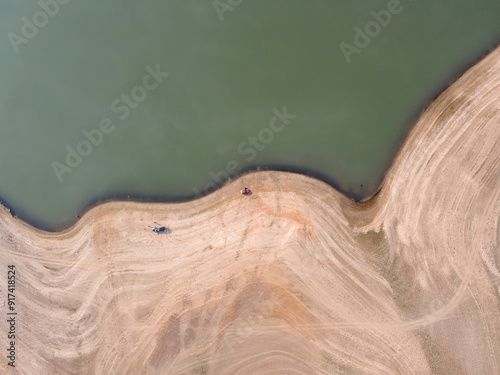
[0,46,499,374]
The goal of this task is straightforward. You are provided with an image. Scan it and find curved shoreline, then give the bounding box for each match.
[1,41,498,233]
[0,47,499,373]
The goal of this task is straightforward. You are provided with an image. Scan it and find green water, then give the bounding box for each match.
[0,0,499,230]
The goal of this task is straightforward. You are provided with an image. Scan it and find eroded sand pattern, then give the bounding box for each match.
[0,47,499,374]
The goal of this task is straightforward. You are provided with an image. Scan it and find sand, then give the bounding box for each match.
[0,46,499,374]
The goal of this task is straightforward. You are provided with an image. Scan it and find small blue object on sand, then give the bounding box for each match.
[152,226,168,234]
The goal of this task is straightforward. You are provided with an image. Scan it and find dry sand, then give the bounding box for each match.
[0,47,499,374]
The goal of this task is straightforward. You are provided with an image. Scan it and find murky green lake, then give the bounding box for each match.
[0,0,499,230]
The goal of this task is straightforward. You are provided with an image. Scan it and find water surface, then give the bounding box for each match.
[0,0,499,230]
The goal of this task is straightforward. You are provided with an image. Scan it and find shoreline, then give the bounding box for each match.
[1,41,499,233]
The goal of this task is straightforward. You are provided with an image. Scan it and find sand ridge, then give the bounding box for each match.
[0,47,499,374]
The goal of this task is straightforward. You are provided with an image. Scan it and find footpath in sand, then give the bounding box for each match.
[0,47,499,374]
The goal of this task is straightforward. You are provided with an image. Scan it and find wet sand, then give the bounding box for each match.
[0,47,499,374]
